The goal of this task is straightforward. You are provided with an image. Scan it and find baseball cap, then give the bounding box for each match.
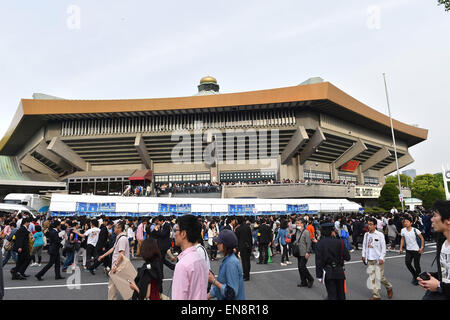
[213,229,238,249]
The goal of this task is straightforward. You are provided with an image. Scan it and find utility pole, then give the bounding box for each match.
[382,73,404,212]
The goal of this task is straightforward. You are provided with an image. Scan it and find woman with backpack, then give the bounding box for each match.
[336,218,351,251]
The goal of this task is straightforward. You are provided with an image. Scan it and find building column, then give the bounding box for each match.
[356,166,364,185]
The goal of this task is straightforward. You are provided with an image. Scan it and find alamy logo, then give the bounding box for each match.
[66,266,81,290]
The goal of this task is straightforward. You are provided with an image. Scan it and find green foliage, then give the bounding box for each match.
[363,207,386,214]
[434,173,444,188]
[438,0,450,11]
[378,183,401,211]
[411,174,446,209]
[385,174,413,188]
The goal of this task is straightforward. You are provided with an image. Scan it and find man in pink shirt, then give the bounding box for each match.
[172,215,208,300]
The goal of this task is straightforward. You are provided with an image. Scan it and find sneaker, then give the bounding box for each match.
[30,262,37,267]
[286,261,292,265]
[350,249,355,253]
[281,262,287,266]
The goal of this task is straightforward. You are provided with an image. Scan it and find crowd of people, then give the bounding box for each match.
[155,182,222,196]
[119,178,381,198]
[0,200,449,301]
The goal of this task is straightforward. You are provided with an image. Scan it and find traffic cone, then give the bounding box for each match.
[267,247,272,263]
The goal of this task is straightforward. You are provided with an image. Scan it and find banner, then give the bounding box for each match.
[228,204,255,215]
[76,202,116,213]
[158,203,191,214]
[286,204,309,214]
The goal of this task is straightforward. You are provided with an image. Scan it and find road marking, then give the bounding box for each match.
[4,250,436,291]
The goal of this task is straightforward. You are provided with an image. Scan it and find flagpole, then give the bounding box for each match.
[382,73,404,212]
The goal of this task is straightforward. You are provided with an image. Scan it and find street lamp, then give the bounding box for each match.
[382,73,404,212]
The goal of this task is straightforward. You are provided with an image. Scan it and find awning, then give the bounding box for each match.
[129,170,152,182]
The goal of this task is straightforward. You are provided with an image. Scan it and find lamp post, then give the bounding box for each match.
[382,73,404,212]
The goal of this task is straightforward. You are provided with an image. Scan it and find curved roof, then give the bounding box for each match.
[0,81,428,155]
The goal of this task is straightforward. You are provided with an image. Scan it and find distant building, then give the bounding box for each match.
[402,169,417,179]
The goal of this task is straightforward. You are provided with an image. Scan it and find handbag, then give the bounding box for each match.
[285,236,291,244]
[4,240,13,251]
[292,229,304,258]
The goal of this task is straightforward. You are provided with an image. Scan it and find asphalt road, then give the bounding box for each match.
[2,242,437,300]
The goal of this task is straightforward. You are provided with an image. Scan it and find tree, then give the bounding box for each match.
[438,0,450,11]
[411,174,446,209]
[434,173,444,188]
[385,174,413,188]
[378,183,401,211]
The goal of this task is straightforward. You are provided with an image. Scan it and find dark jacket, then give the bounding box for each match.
[132,259,163,300]
[315,237,351,280]
[258,224,272,245]
[352,220,363,237]
[46,228,63,255]
[12,225,30,254]
[150,222,171,253]
[96,225,109,251]
[431,234,450,299]
[235,223,253,253]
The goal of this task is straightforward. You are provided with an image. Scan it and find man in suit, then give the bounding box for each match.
[257,219,272,264]
[294,219,314,288]
[150,216,173,277]
[94,220,112,271]
[235,217,253,281]
[35,220,65,281]
[11,218,31,280]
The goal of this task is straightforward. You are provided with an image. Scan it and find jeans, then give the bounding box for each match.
[342,238,351,251]
[62,250,75,270]
[2,250,17,267]
[405,250,421,280]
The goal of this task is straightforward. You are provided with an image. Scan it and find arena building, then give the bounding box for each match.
[0,77,427,202]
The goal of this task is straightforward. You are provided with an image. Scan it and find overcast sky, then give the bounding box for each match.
[0,0,448,176]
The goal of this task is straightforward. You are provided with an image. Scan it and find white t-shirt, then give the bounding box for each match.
[367,233,381,261]
[440,240,450,284]
[127,227,135,239]
[85,227,101,246]
[401,227,420,251]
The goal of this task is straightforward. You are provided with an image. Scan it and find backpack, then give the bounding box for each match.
[340,228,349,239]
